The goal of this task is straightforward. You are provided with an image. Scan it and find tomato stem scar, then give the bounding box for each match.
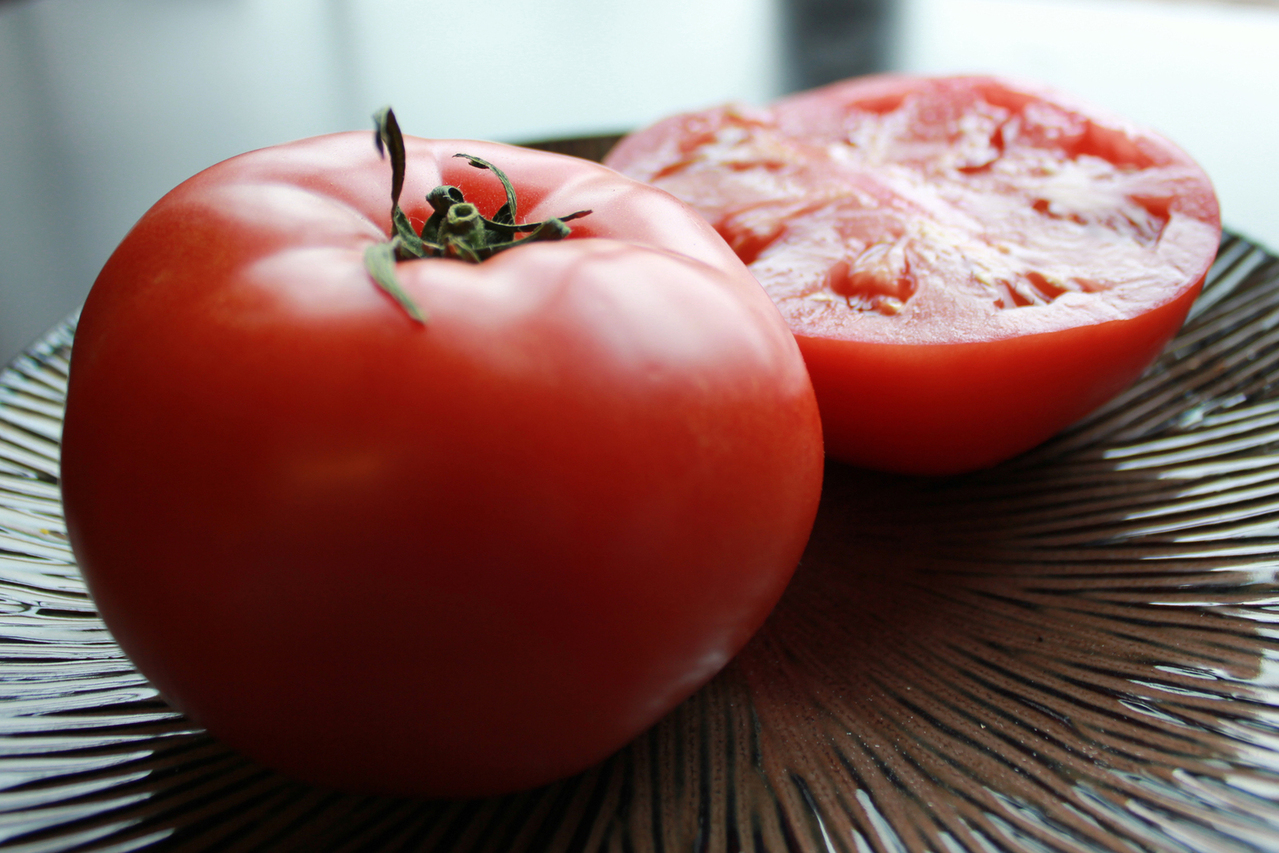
[365,107,592,324]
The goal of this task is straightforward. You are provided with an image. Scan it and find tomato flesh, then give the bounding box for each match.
[606,75,1221,474]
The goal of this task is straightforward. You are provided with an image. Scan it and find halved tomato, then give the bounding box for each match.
[607,74,1221,474]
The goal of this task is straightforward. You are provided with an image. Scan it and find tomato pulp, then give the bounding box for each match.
[606,75,1221,474]
[60,132,824,797]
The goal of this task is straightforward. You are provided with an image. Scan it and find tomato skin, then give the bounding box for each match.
[801,287,1199,472]
[606,75,1221,475]
[60,134,823,797]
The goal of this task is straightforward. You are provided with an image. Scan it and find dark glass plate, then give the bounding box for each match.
[3,136,1278,851]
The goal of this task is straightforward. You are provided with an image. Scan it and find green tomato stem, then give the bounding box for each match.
[364,107,592,324]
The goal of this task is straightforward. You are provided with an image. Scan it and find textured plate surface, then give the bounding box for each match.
[3,176,1279,848]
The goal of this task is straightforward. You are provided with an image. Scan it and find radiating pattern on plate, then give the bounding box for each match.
[2,233,1278,852]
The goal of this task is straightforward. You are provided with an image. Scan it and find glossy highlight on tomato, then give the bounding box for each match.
[59,132,824,797]
[606,74,1222,474]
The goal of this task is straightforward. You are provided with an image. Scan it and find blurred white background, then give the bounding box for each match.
[1,0,1276,363]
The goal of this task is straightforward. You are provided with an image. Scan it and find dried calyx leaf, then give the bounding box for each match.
[364,107,592,324]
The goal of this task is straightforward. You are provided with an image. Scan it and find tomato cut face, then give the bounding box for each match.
[606,75,1221,474]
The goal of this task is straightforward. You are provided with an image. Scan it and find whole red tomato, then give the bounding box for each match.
[606,75,1221,474]
[60,125,824,797]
